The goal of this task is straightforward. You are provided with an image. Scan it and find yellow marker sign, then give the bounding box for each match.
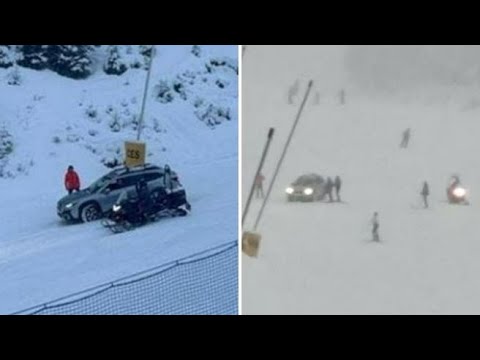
[242,231,261,258]
[124,141,146,167]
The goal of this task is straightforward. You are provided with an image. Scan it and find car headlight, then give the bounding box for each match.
[285,187,294,194]
[453,187,466,198]
[304,188,313,195]
[65,203,75,209]
[113,204,122,212]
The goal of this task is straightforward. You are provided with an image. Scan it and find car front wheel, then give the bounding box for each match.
[80,203,102,223]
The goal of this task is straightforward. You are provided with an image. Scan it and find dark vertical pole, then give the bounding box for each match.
[253,80,313,231]
[242,127,275,227]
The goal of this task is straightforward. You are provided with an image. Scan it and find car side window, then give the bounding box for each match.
[107,178,126,191]
[123,174,146,188]
[144,172,162,182]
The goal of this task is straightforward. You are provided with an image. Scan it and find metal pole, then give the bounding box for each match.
[253,80,313,231]
[137,45,156,141]
[242,127,275,226]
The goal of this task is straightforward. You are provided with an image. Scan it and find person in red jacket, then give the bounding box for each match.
[65,165,81,194]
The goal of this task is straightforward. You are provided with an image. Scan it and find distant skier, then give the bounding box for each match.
[421,181,429,208]
[400,128,411,148]
[371,212,380,242]
[64,165,81,195]
[334,175,342,202]
[255,172,265,199]
[325,177,334,202]
[339,89,346,105]
[288,79,300,105]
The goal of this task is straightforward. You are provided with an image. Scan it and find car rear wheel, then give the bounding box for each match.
[80,203,102,223]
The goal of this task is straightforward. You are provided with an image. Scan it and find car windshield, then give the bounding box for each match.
[294,177,313,186]
[88,174,114,193]
[293,175,323,186]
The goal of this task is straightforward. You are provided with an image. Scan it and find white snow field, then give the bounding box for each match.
[0,45,238,314]
[242,45,480,315]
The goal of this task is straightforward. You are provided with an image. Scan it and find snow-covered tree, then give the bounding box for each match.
[48,45,94,79]
[192,45,202,57]
[7,66,22,85]
[104,45,128,75]
[139,45,153,57]
[0,45,14,68]
[0,128,13,159]
[17,45,49,70]
[155,80,175,103]
[139,45,154,69]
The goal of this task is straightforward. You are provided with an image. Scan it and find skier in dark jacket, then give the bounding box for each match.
[400,128,411,148]
[325,177,334,202]
[371,212,380,242]
[334,176,342,202]
[421,181,429,208]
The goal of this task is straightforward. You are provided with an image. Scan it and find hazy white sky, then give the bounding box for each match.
[243,45,347,93]
[244,45,480,96]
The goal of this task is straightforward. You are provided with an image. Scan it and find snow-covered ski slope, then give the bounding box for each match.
[242,45,480,314]
[0,45,238,314]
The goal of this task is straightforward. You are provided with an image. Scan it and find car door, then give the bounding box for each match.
[144,171,163,190]
[122,173,148,197]
[100,178,131,212]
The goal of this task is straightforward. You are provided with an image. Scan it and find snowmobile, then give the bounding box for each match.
[101,187,191,233]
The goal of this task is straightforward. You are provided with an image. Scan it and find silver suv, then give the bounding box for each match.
[57,164,184,223]
[285,173,327,202]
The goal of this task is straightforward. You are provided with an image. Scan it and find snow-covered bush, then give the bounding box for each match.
[206,57,238,75]
[173,79,187,100]
[0,45,14,68]
[104,45,128,76]
[108,112,121,132]
[192,45,202,57]
[48,45,94,79]
[194,104,232,128]
[215,79,228,89]
[0,129,14,159]
[102,157,122,168]
[155,80,175,103]
[102,147,123,168]
[194,97,204,108]
[17,45,49,70]
[7,67,21,85]
[85,105,98,119]
[66,134,80,143]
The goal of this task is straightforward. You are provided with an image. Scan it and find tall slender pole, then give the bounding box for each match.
[137,45,156,141]
[242,127,275,227]
[253,80,313,231]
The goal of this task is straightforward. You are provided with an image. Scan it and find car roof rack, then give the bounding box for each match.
[109,163,163,176]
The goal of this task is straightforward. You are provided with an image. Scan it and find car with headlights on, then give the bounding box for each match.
[285,174,327,202]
